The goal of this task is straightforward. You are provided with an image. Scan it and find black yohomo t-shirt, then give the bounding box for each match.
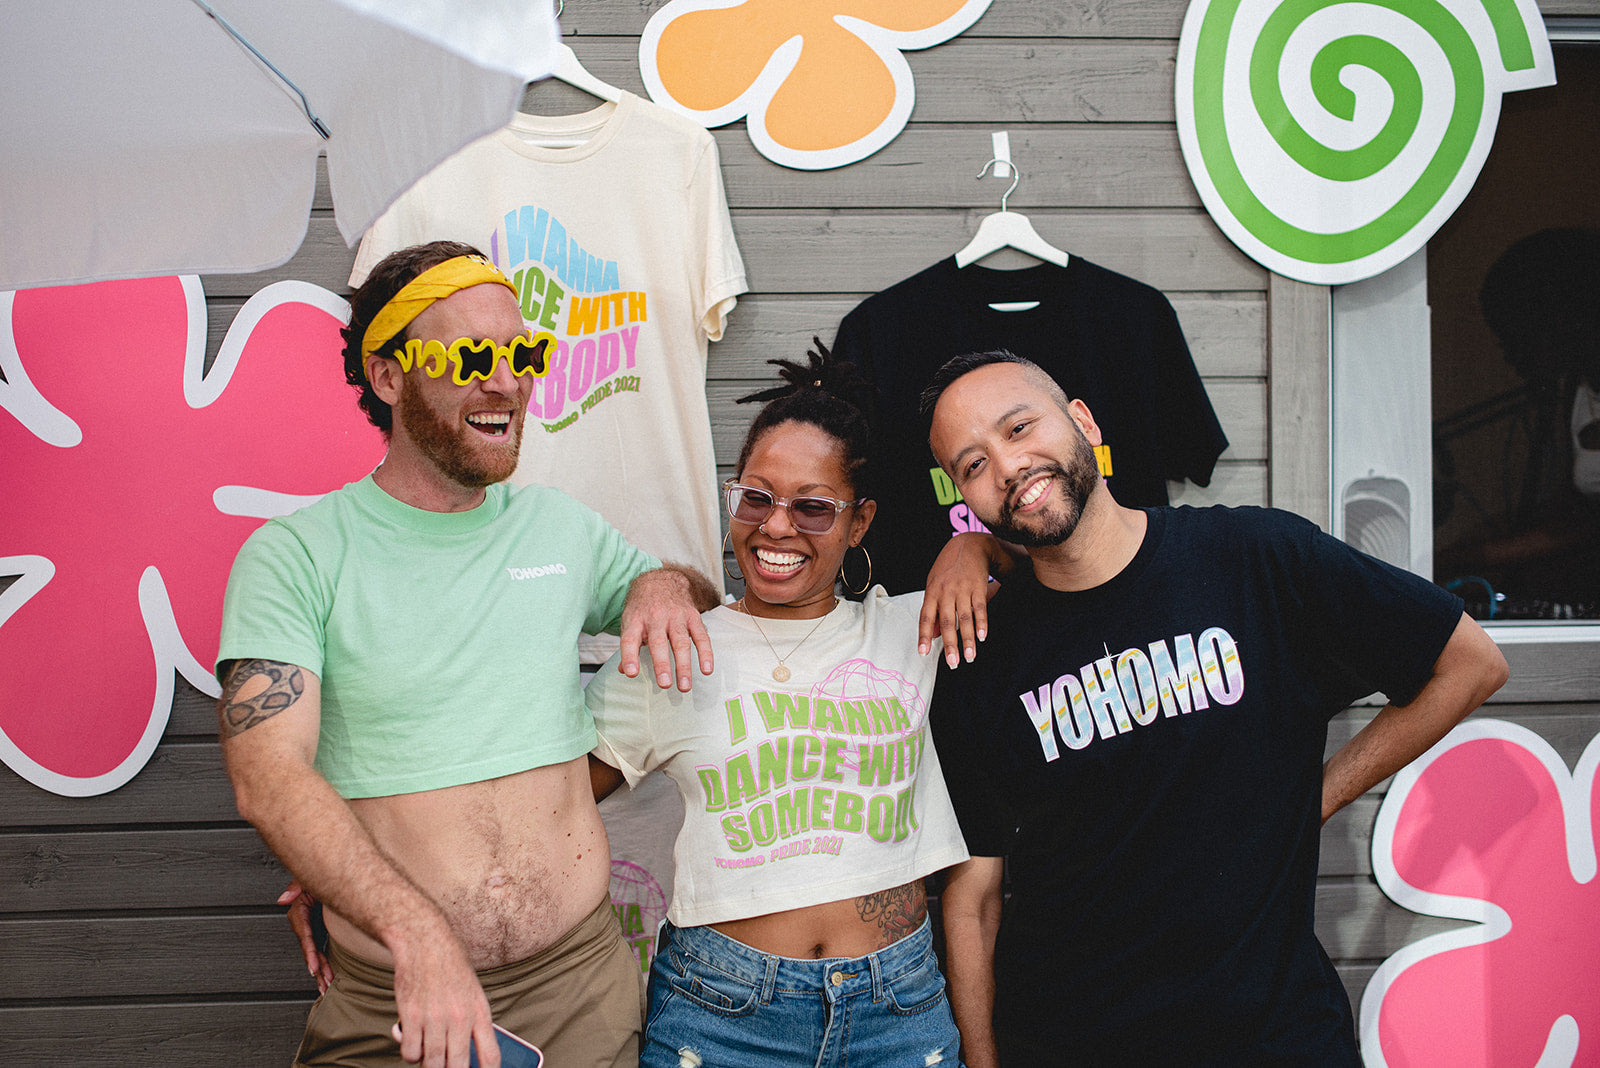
[930,506,1462,1066]
[832,256,1229,594]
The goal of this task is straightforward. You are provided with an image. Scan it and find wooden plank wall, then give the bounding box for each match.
[4,1,1597,1063]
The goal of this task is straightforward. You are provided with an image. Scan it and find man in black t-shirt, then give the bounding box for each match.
[920,351,1508,1067]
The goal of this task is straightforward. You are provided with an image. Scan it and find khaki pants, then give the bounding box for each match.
[295,897,641,1067]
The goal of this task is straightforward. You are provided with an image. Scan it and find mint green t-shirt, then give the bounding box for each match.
[217,475,659,798]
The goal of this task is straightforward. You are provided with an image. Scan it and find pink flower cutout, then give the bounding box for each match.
[1,276,385,796]
[1364,718,1600,1066]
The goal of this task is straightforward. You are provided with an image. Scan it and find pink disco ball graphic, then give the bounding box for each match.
[808,657,926,774]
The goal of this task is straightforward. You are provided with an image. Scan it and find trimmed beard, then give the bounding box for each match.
[396,375,521,489]
[989,428,1100,547]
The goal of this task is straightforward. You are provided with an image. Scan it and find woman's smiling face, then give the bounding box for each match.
[731,420,876,620]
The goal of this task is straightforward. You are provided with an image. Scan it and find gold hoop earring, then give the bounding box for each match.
[723,530,744,582]
[840,544,872,596]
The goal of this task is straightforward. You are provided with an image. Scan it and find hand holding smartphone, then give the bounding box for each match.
[467,1024,544,1068]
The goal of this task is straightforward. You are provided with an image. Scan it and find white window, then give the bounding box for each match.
[1332,27,1600,640]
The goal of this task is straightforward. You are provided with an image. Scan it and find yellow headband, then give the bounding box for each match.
[360,255,519,370]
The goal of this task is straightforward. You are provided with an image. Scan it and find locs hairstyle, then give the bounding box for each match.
[735,338,876,500]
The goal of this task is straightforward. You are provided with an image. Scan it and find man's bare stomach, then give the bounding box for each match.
[329,755,612,970]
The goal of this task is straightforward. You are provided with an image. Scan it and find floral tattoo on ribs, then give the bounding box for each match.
[856,884,927,948]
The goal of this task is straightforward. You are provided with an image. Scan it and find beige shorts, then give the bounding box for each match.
[294,897,641,1068]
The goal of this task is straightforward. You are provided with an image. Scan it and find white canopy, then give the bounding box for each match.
[0,0,560,290]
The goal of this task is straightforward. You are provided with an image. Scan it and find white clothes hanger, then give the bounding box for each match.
[515,2,622,147]
[524,0,624,137]
[543,1,620,102]
[954,158,1068,269]
[543,41,622,104]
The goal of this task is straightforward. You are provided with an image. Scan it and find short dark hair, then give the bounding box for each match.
[735,338,875,499]
[918,348,1071,429]
[341,240,486,434]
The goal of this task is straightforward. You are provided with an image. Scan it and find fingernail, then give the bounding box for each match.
[965,646,975,662]
[978,629,987,641]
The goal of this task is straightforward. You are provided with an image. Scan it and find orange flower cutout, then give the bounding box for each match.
[640,0,991,170]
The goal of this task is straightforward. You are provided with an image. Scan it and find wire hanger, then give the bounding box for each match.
[537,0,622,103]
[954,157,1068,268]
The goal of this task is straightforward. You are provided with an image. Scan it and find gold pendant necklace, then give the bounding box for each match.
[737,598,833,683]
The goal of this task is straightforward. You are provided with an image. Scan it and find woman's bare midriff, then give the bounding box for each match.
[327,755,612,970]
[709,879,928,959]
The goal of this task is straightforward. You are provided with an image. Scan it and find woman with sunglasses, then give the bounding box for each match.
[583,342,985,1067]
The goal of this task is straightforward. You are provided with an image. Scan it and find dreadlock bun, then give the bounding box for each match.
[737,337,875,413]
[733,338,875,499]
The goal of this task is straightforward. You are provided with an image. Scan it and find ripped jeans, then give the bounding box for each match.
[641,917,962,1068]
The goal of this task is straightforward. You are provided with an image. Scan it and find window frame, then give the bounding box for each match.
[1328,17,1600,690]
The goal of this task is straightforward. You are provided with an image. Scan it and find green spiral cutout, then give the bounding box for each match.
[1184,0,1544,273]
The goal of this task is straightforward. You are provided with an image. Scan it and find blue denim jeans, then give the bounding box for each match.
[641,917,962,1068]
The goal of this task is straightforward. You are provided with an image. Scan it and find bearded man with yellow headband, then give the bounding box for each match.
[215,240,720,1068]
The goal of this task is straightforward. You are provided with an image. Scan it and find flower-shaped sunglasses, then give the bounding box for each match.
[394,332,555,386]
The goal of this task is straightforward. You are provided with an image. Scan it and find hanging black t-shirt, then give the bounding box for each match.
[832,256,1228,594]
[930,506,1463,1066]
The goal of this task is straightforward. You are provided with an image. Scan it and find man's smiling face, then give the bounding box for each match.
[393,283,532,490]
[928,361,1103,548]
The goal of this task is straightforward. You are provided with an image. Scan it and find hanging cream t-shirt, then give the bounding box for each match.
[353,92,747,662]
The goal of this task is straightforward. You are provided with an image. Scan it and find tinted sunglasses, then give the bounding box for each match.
[394,332,553,386]
[724,480,864,534]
